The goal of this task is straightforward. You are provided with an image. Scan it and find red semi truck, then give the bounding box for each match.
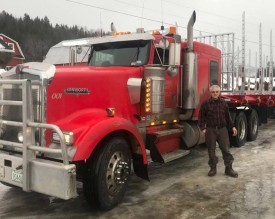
[0,11,271,210]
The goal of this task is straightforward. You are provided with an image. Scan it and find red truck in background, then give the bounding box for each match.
[0,11,269,210]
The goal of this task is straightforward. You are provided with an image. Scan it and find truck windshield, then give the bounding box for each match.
[89,40,150,66]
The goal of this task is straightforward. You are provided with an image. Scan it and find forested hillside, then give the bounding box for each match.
[0,11,107,62]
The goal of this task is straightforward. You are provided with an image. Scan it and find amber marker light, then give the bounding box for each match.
[152,30,160,35]
[173,119,178,123]
[145,78,151,113]
[114,31,131,36]
[106,107,116,117]
[169,26,176,34]
[150,122,155,126]
[162,121,167,125]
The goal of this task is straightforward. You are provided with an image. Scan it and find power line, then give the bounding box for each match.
[113,0,190,20]
[65,0,273,48]
[65,0,217,35]
[112,0,242,34]
[65,0,174,27]
[164,0,240,22]
[164,0,261,27]
[112,0,273,45]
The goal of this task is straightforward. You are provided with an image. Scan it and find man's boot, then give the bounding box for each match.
[208,166,216,177]
[225,165,238,178]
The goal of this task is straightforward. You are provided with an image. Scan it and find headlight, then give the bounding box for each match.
[52,131,74,146]
[18,131,23,143]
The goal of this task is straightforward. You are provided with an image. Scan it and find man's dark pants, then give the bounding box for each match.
[205,127,234,168]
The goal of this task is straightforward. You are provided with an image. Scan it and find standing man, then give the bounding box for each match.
[199,85,238,178]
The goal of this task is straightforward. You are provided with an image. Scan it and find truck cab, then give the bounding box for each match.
[0,11,233,210]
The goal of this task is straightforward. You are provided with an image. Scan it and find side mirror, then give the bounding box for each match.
[167,42,181,76]
[159,38,170,49]
[169,42,181,66]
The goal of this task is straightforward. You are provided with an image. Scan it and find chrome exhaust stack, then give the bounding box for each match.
[181,11,198,112]
[187,11,196,52]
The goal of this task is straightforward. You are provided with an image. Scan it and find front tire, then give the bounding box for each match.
[83,137,131,211]
[231,112,247,147]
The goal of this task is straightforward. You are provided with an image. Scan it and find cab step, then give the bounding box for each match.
[161,149,190,163]
[146,128,187,163]
[146,149,190,163]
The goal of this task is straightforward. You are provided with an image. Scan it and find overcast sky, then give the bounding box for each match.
[2,0,275,66]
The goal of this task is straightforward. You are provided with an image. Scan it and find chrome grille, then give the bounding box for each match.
[0,84,41,142]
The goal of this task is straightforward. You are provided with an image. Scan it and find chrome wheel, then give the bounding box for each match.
[239,119,246,140]
[231,112,247,147]
[251,116,257,135]
[247,109,259,141]
[106,152,130,196]
[83,137,131,210]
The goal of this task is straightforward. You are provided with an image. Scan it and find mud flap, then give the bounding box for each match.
[132,153,149,181]
[146,134,164,163]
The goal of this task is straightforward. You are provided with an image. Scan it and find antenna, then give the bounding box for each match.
[160,0,164,32]
[175,22,178,34]
[100,11,103,37]
[140,0,146,28]
[111,22,117,35]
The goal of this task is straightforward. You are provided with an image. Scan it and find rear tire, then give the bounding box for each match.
[247,110,258,141]
[230,112,247,147]
[83,138,131,211]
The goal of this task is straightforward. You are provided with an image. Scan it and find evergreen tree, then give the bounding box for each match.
[0,10,108,62]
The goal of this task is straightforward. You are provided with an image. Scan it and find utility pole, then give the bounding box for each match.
[255,52,258,91]
[248,49,251,91]
[263,54,268,93]
[269,30,273,93]
[259,23,263,94]
[236,46,240,92]
[240,11,246,94]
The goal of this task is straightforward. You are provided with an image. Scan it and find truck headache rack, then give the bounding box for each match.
[0,79,77,200]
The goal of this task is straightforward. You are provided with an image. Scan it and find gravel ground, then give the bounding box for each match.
[1,119,275,219]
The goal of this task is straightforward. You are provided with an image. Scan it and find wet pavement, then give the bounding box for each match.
[1,120,275,219]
